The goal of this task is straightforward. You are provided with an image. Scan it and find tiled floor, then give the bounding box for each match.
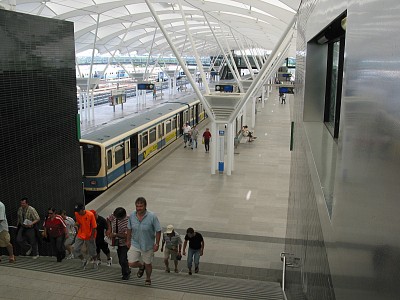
[1,86,292,299]
[87,86,292,278]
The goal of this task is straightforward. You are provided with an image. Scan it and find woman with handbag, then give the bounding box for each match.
[43,208,67,262]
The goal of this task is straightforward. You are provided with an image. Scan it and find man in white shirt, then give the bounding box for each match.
[0,201,15,263]
[183,123,191,148]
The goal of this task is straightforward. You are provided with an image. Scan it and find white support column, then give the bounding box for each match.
[226,122,234,176]
[203,13,244,92]
[262,86,265,108]
[211,122,217,174]
[144,0,214,121]
[235,33,254,79]
[223,33,242,81]
[177,0,210,94]
[251,96,256,129]
[85,92,89,121]
[91,89,95,121]
[242,106,247,128]
[87,13,100,122]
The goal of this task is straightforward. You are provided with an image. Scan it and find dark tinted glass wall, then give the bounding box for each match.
[0,10,83,226]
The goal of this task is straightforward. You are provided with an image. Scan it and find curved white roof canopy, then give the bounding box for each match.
[7,0,299,57]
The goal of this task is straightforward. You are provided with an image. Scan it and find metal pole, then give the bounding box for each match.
[144,0,215,122]
[222,30,241,80]
[203,14,243,92]
[233,31,254,79]
[228,16,296,123]
[144,28,158,81]
[177,0,210,94]
[88,13,100,121]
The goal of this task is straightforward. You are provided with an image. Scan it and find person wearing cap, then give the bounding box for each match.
[73,203,97,269]
[182,227,204,275]
[183,122,191,148]
[161,225,183,273]
[126,197,161,286]
[91,210,112,266]
[106,207,130,280]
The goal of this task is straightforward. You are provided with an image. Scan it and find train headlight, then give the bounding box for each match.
[90,180,97,186]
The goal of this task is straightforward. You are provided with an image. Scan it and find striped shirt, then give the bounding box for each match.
[107,214,129,247]
[162,231,182,250]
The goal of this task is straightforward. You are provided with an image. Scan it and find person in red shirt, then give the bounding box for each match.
[43,208,67,262]
[202,128,212,153]
[73,203,97,269]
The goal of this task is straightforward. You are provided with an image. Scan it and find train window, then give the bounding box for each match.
[107,149,112,170]
[158,124,163,138]
[172,117,176,129]
[166,120,172,133]
[138,134,142,151]
[149,127,156,144]
[304,11,346,218]
[324,36,345,139]
[114,145,125,165]
[191,107,195,123]
[142,132,149,148]
[80,143,101,176]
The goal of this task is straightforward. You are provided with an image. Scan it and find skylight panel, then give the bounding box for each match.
[204,0,249,10]
[125,3,150,14]
[259,0,297,13]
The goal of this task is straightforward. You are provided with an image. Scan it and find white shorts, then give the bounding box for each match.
[128,245,154,265]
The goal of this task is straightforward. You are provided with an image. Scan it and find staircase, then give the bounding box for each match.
[4,256,284,300]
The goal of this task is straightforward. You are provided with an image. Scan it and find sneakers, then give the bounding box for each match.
[26,246,32,256]
[81,259,88,269]
[66,253,74,260]
[93,260,100,269]
[107,257,112,267]
[137,266,145,278]
[188,269,192,275]
[195,266,199,273]
[32,255,39,259]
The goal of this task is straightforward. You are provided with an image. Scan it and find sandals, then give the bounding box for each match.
[9,256,16,263]
[137,266,145,278]
[145,279,151,286]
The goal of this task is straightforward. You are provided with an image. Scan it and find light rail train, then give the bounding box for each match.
[80,97,207,192]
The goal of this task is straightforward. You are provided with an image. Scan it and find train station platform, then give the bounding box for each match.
[0,87,292,299]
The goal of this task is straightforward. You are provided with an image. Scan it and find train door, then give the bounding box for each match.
[158,123,164,147]
[178,112,184,135]
[124,140,131,174]
[195,104,199,124]
[130,134,138,169]
[106,148,112,187]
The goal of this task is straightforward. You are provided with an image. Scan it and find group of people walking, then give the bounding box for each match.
[0,197,205,286]
[183,122,212,152]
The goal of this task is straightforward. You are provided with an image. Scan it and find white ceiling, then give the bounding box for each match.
[2,0,300,57]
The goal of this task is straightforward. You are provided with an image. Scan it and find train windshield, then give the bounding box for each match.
[81,143,101,176]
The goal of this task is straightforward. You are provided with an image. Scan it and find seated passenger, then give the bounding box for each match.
[242,126,256,142]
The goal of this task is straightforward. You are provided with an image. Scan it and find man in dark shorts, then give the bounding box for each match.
[182,227,204,275]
